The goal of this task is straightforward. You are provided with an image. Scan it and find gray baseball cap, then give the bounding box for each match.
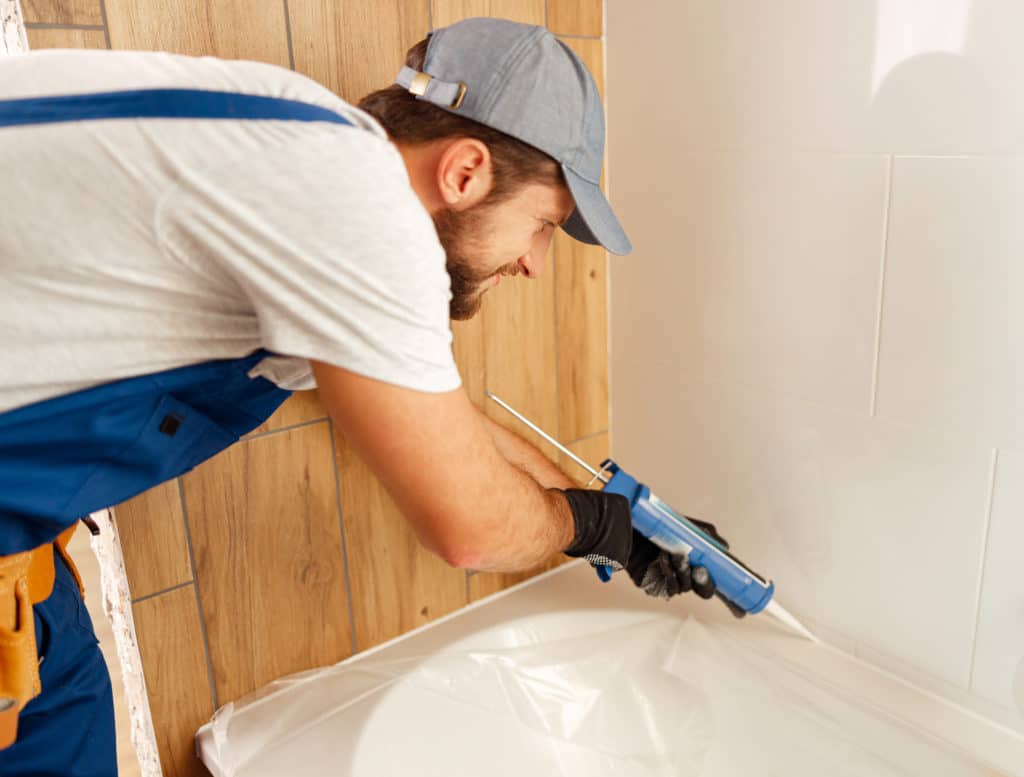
[395,17,632,255]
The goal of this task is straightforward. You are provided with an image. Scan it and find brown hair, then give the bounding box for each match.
[358,38,564,205]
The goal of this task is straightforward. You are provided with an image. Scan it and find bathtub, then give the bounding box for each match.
[196,561,1023,776]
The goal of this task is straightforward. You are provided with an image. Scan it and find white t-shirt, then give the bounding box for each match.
[0,49,461,413]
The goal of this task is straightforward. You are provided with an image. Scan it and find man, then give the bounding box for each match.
[0,17,723,775]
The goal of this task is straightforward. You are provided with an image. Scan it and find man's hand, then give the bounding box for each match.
[559,488,743,612]
[625,530,715,599]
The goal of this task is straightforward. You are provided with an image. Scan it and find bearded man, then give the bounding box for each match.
[0,17,716,774]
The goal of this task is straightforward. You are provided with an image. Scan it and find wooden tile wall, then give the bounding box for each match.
[22,0,102,26]
[182,424,353,705]
[132,587,214,777]
[25,2,611,773]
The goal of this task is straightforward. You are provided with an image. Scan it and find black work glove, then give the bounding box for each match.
[559,489,741,613]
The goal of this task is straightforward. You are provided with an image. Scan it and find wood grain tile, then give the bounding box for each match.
[468,554,563,602]
[560,432,609,487]
[554,230,608,441]
[25,26,106,49]
[288,0,430,103]
[133,586,213,777]
[548,0,602,37]
[333,427,467,650]
[555,36,609,440]
[114,480,192,600]
[247,390,326,436]
[182,423,353,704]
[431,0,545,28]
[105,0,290,65]
[451,316,486,408]
[482,263,560,462]
[21,0,102,25]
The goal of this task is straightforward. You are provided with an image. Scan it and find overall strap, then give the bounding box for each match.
[0,87,353,128]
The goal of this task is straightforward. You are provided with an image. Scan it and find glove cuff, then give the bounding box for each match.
[559,489,633,569]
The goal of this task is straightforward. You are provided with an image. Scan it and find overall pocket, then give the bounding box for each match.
[63,393,238,519]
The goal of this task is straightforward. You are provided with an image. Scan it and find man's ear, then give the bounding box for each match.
[436,138,492,211]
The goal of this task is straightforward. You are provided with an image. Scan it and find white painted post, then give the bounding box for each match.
[88,510,162,777]
[1,0,28,55]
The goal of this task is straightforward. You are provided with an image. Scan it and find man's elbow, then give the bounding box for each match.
[435,537,485,570]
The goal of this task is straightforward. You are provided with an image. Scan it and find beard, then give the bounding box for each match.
[433,205,516,321]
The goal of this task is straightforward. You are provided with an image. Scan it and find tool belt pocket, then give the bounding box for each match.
[0,552,41,749]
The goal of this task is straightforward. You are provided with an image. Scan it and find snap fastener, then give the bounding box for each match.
[159,413,183,436]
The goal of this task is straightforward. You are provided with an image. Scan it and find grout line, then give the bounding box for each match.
[327,419,360,656]
[968,447,1000,691]
[465,570,471,605]
[544,0,549,28]
[97,0,111,49]
[24,22,105,30]
[552,236,562,442]
[243,416,327,442]
[282,0,295,71]
[428,0,433,31]
[131,579,193,605]
[565,429,608,446]
[555,33,602,40]
[869,154,895,417]
[178,478,221,710]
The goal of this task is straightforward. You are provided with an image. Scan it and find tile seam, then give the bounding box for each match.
[243,416,328,441]
[178,478,220,710]
[131,579,193,605]
[96,0,111,48]
[968,447,1000,691]
[869,154,895,416]
[566,428,608,447]
[327,419,360,656]
[24,22,104,30]
[282,0,295,71]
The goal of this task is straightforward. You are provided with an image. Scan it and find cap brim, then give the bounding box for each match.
[560,165,632,255]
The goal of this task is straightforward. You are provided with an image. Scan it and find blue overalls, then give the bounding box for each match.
[0,88,354,775]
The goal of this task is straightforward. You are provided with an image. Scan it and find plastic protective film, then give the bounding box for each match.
[199,617,990,777]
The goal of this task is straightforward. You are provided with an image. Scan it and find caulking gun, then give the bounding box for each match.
[487,393,817,641]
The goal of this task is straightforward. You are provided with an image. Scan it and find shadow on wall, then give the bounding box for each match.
[867,0,1021,153]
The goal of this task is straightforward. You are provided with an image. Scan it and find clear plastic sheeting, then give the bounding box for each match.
[198,593,998,777]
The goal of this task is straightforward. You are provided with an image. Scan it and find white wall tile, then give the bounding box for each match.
[610,152,887,414]
[971,447,1024,722]
[607,0,1024,154]
[606,0,1024,723]
[875,157,1024,449]
[611,377,991,688]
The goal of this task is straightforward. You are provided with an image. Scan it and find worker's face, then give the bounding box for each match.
[434,182,574,320]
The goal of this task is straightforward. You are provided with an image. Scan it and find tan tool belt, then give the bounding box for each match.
[0,526,82,750]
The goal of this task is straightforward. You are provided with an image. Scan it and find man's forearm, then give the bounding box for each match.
[482,411,575,489]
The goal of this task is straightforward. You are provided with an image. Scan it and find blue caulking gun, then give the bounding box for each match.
[488,393,817,641]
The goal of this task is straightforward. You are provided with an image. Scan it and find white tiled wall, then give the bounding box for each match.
[607,0,1024,731]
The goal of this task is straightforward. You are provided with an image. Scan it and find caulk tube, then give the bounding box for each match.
[600,460,775,615]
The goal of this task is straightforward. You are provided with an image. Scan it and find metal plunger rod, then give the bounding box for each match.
[486,393,610,484]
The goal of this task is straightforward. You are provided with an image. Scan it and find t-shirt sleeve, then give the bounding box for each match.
[155,127,462,393]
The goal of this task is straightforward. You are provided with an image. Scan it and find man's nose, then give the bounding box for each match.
[517,233,554,279]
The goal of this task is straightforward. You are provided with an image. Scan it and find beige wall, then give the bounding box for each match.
[607,0,1024,737]
[24,1,611,774]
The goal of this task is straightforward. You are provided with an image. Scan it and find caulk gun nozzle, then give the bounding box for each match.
[764,600,819,643]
